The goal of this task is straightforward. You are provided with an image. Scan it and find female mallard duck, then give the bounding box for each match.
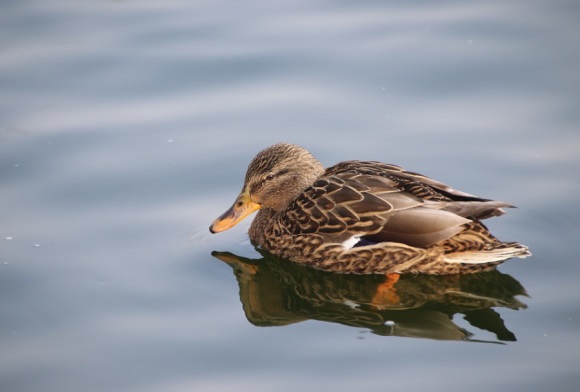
[210,143,529,274]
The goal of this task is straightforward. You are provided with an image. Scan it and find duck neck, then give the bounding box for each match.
[249,209,276,246]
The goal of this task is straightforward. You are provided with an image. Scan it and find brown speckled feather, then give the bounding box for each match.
[211,143,530,274]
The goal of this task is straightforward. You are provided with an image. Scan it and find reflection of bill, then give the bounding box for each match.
[212,250,528,343]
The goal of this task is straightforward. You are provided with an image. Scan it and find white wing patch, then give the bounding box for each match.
[341,235,361,249]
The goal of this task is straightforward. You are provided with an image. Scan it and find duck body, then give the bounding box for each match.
[210,143,529,274]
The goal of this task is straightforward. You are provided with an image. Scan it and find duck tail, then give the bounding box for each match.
[442,243,531,265]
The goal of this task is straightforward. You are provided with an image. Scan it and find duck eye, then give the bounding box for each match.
[266,174,275,181]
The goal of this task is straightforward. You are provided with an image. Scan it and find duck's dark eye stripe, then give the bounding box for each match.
[264,169,290,182]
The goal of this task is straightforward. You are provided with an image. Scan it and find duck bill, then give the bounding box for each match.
[209,192,261,233]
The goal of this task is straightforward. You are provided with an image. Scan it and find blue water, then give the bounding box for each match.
[1,1,579,391]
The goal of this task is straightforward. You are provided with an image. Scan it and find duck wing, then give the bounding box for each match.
[326,161,512,219]
[282,171,472,248]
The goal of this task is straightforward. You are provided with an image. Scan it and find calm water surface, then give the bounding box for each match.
[1,1,579,391]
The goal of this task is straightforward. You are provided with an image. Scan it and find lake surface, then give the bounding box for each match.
[1,1,579,391]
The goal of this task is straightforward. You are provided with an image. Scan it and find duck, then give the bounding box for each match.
[209,143,530,274]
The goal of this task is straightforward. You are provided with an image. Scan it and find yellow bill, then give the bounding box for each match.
[209,191,261,233]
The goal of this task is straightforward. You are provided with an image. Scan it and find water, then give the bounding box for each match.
[1,1,579,391]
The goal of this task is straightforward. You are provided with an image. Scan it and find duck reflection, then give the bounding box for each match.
[212,250,528,343]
